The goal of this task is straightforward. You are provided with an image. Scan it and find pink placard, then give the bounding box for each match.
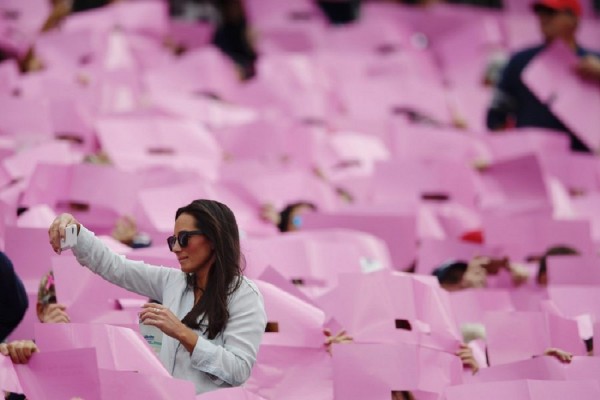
[99,369,196,400]
[14,347,102,400]
[301,210,417,272]
[34,323,168,377]
[523,40,600,152]
[0,354,23,394]
[245,345,333,400]
[547,255,600,285]
[256,280,326,348]
[52,255,145,323]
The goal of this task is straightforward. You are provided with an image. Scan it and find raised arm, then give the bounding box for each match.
[49,213,178,302]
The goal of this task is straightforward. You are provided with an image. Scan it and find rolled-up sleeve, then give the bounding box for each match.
[72,226,179,302]
[189,280,267,386]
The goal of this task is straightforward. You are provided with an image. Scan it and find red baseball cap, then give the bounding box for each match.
[531,0,582,17]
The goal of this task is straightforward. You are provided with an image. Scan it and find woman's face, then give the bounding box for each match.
[172,213,214,274]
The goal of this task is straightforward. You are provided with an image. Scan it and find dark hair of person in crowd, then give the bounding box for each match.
[536,245,579,286]
[176,199,244,339]
[432,260,469,291]
[277,201,317,233]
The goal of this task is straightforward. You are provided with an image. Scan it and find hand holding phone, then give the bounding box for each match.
[60,224,78,250]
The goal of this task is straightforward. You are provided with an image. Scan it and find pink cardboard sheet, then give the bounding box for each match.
[52,255,146,323]
[195,387,267,399]
[245,345,333,400]
[99,369,196,400]
[34,323,168,377]
[446,379,600,400]
[523,40,600,152]
[546,255,600,285]
[332,342,463,399]
[256,279,326,348]
[484,311,586,366]
[301,210,417,272]
[0,354,23,394]
[14,347,102,400]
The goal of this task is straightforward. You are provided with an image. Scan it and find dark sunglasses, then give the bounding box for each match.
[167,230,204,251]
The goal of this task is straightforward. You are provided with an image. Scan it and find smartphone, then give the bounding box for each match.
[60,224,78,250]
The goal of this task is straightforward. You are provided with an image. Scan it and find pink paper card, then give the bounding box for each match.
[483,128,571,161]
[390,119,489,165]
[246,345,333,400]
[195,387,267,399]
[4,226,58,285]
[144,47,239,100]
[445,379,530,400]
[547,255,600,285]
[332,343,420,399]
[34,323,169,377]
[3,141,81,183]
[478,154,549,209]
[99,369,196,400]
[301,210,417,272]
[484,311,550,365]
[52,255,146,322]
[315,271,418,344]
[256,279,326,348]
[474,356,565,383]
[539,152,600,194]
[449,289,514,326]
[0,95,53,139]
[0,354,23,394]
[95,116,221,178]
[372,159,479,209]
[523,40,600,152]
[0,59,19,95]
[483,214,595,261]
[16,204,57,228]
[14,347,102,400]
[528,379,600,399]
[412,278,462,345]
[548,286,600,321]
[484,310,586,366]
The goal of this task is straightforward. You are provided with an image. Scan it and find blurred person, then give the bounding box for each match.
[169,0,258,79]
[432,256,529,292]
[317,0,362,24]
[48,199,267,395]
[486,0,600,153]
[0,252,28,343]
[260,201,318,233]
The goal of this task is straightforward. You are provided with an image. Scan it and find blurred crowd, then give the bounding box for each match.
[1,0,600,399]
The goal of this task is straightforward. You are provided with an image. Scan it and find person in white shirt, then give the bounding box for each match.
[48,199,267,395]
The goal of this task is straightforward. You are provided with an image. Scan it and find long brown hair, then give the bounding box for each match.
[177,199,243,339]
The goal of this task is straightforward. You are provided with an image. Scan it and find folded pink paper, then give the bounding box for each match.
[34,323,169,377]
[52,255,146,323]
[99,369,196,400]
[523,40,600,152]
[256,279,326,348]
[14,347,102,400]
[245,345,333,400]
[0,353,23,394]
[547,255,600,285]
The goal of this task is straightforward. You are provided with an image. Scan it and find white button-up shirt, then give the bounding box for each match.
[73,227,267,394]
